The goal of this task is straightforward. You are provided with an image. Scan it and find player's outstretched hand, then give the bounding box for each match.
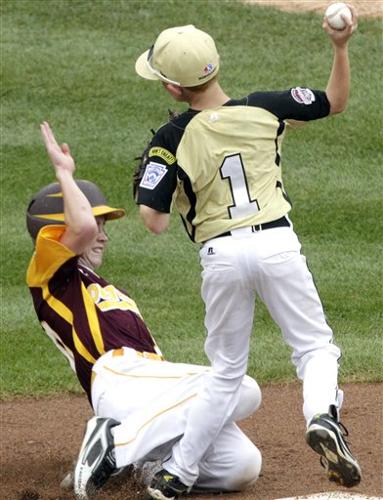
[40,121,75,176]
[323,4,358,47]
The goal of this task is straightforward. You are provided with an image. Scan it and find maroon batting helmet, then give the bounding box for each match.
[26,180,125,240]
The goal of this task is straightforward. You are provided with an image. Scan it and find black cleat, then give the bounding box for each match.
[147,468,190,499]
[74,416,119,498]
[306,406,361,487]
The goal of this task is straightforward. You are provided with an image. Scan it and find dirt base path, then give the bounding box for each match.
[244,1,383,18]
[1,382,382,500]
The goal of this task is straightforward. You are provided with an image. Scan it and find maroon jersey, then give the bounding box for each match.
[26,225,161,401]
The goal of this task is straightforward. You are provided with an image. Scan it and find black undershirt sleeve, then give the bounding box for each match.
[136,127,179,213]
[247,88,331,121]
[136,112,197,213]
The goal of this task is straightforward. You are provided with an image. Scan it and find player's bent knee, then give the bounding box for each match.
[234,376,262,421]
[244,376,262,412]
[227,446,262,491]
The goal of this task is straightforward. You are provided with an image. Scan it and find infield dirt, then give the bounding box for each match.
[1,382,382,499]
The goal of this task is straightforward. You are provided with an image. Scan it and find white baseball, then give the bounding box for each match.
[325,2,352,30]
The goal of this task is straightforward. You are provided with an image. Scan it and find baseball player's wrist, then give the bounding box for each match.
[55,169,75,183]
[331,39,349,50]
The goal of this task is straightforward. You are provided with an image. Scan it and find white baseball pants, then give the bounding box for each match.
[164,224,342,486]
[91,347,262,492]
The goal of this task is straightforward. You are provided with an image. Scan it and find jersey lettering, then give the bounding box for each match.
[87,283,142,316]
[220,154,260,218]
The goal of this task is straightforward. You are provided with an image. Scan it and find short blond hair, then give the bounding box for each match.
[183,75,218,93]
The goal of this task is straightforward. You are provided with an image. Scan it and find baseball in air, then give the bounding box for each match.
[325,2,352,30]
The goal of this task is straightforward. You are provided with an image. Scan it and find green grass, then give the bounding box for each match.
[1,0,382,398]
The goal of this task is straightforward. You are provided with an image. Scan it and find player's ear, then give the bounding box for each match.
[163,83,183,101]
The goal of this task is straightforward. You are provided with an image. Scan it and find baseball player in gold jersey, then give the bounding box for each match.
[27,122,262,499]
[133,11,361,500]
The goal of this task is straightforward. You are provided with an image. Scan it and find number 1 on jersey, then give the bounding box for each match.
[220,154,259,218]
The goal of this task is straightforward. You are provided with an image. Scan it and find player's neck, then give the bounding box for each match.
[187,82,230,110]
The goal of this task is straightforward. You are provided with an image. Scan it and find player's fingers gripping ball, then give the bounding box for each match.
[325,2,352,30]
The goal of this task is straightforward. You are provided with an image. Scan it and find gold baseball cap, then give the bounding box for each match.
[135,25,220,87]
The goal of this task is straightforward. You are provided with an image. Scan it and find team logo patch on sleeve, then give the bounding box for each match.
[140,162,168,190]
[149,147,176,165]
[291,87,316,105]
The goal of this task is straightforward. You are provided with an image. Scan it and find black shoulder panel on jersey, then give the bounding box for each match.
[152,110,200,155]
[225,89,330,121]
[136,110,200,213]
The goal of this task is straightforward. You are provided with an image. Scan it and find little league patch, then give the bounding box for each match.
[139,161,168,190]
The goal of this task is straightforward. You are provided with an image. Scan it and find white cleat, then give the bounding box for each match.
[74,416,119,498]
[306,406,361,488]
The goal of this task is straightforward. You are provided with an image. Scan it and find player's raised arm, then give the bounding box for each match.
[40,121,98,252]
[323,4,358,115]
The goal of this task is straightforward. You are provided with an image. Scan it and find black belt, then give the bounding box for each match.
[211,216,290,240]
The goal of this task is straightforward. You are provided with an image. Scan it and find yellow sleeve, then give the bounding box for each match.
[26,225,77,287]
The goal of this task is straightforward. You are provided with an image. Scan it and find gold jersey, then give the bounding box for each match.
[26,225,159,401]
[137,89,330,243]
